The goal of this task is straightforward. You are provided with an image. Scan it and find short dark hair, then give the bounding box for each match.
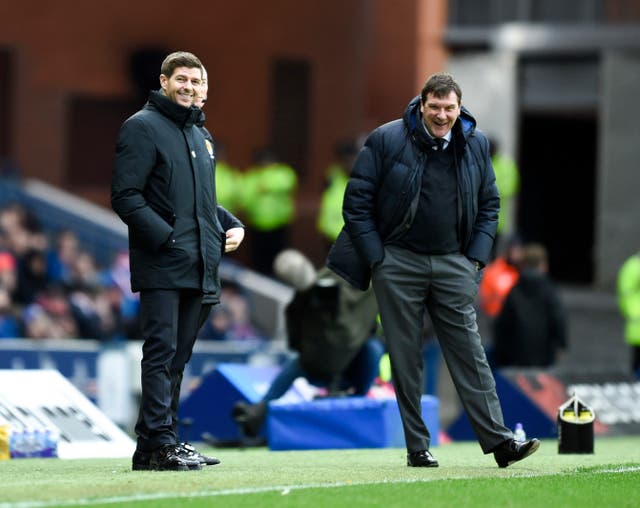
[160,51,202,79]
[420,72,462,105]
[520,243,548,271]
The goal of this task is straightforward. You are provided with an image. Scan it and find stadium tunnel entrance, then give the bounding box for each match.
[517,111,597,285]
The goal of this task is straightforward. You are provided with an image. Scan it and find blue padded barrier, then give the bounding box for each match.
[268,395,439,451]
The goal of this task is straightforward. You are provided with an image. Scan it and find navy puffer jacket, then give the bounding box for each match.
[328,96,499,289]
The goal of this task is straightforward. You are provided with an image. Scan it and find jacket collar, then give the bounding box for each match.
[146,90,205,128]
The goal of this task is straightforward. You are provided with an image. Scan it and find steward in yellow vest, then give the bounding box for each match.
[617,252,640,377]
[317,140,358,252]
[241,149,297,275]
[317,164,349,243]
[215,160,242,215]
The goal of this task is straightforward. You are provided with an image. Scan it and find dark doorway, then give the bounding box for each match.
[517,112,597,284]
[270,59,310,178]
[66,96,138,187]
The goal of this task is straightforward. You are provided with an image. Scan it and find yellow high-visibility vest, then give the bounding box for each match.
[317,164,349,242]
[241,162,297,231]
[492,153,520,234]
[618,253,640,345]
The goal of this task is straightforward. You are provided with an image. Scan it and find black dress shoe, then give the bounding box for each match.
[407,449,439,467]
[177,442,220,466]
[144,444,201,471]
[132,449,153,471]
[493,438,540,468]
[133,445,202,471]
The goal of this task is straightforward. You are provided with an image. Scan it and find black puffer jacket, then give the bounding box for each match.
[111,91,242,301]
[328,96,499,289]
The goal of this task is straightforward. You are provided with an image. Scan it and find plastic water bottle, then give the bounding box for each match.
[10,427,27,458]
[513,422,526,442]
[32,428,45,457]
[42,428,59,458]
[22,427,37,457]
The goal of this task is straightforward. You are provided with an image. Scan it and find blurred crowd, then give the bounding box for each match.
[0,202,138,341]
[0,201,264,343]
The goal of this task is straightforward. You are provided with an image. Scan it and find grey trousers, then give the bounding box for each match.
[372,246,512,454]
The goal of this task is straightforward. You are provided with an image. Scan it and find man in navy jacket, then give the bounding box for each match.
[328,72,539,468]
[112,51,244,471]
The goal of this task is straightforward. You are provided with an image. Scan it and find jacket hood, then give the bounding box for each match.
[402,95,477,144]
[146,90,205,128]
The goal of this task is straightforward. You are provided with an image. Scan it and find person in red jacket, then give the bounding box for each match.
[479,235,523,319]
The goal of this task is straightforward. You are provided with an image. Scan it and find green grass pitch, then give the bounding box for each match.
[1,436,639,508]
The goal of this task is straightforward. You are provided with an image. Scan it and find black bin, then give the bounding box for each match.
[557,394,595,454]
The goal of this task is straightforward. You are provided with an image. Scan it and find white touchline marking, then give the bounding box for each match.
[590,465,640,474]
[1,480,427,508]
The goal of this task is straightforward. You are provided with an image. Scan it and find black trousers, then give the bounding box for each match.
[135,289,212,451]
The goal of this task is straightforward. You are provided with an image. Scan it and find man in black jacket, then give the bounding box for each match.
[328,72,539,468]
[112,51,244,471]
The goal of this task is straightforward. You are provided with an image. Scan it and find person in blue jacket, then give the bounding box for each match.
[328,72,539,469]
[112,51,244,471]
